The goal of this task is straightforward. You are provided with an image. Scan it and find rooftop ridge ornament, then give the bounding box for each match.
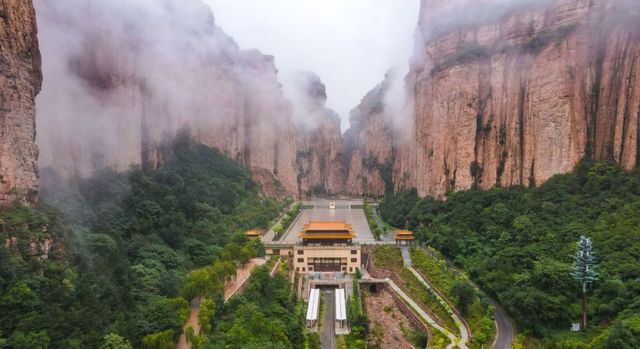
[571,235,598,331]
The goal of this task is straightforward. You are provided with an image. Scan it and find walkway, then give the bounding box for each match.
[176,258,266,349]
[417,246,515,349]
[401,247,469,349]
[385,279,459,349]
[321,289,336,349]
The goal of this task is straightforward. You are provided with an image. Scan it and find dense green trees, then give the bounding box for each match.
[0,137,281,348]
[380,161,640,346]
[190,265,306,348]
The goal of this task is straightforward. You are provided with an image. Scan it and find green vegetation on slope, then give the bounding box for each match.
[381,161,640,347]
[410,247,495,348]
[193,265,307,348]
[0,135,282,348]
[371,246,458,333]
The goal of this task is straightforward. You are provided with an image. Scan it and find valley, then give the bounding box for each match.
[1,0,639,348]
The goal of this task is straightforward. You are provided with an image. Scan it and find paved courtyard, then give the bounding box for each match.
[279,199,376,244]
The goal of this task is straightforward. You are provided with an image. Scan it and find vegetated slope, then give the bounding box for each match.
[0,135,281,348]
[0,0,41,205]
[197,265,307,348]
[381,161,640,347]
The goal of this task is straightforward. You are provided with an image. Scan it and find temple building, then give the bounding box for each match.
[293,221,361,273]
[244,229,261,240]
[395,229,415,245]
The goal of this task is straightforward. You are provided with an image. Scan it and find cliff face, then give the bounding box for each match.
[35,0,299,198]
[0,0,41,206]
[292,72,346,196]
[342,74,397,197]
[346,0,640,198]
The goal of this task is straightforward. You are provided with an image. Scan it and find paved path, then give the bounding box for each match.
[321,290,336,349]
[417,246,515,349]
[492,302,515,349]
[279,200,376,244]
[176,258,266,349]
[175,298,202,349]
[385,279,458,349]
[401,247,469,349]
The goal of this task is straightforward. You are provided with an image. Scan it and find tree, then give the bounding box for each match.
[601,319,640,349]
[451,281,475,316]
[198,298,217,335]
[571,235,598,330]
[101,334,133,349]
[141,330,174,349]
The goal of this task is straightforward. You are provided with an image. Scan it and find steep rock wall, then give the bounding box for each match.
[0,0,41,205]
[346,0,640,198]
[408,0,640,197]
[35,0,299,198]
[342,74,397,197]
[292,72,346,196]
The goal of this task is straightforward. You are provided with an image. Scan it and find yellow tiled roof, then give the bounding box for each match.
[395,230,414,236]
[302,221,354,231]
[245,229,261,236]
[300,232,356,240]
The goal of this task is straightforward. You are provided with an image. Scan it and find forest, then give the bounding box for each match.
[380,161,640,348]
[0,135,286,348]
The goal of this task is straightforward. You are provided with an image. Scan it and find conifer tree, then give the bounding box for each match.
[571,235,598,330]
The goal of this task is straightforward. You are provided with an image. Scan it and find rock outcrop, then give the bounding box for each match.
[0,0,41,206]
[291,72,346,196]
[342,73,397,197]
[35,0,299,198]
[345,0,640,198]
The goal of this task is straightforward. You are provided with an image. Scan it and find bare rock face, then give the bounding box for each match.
[291,72,346,197]
[0,0,41,206]
[35,0,298,198]
[383,0,640,197]
[342,74,397,197]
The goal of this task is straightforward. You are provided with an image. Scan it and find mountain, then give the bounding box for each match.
[34,0,304,198]
[0,0,41,205]
[346,0,640,197]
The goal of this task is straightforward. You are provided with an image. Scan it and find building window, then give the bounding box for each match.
[296,267,299,272]
[351,258,357,263]
[297,250,304,255]
[308,266,313,271]
[273,249,280,255]
[297,258,304,263]
[302,267,306,272]
[349,267,353,273]
[351,250,357,255]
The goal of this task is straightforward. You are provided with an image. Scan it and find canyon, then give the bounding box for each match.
[1,0,639,205]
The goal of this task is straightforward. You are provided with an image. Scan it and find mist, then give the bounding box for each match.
[204,0,420,131]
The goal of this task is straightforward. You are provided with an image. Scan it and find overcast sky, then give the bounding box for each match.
[203,0,420,130]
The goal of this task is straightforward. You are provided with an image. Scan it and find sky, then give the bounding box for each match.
[203,0,420,130]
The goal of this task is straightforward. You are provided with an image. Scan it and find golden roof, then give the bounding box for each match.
[302,221,354,232]
[395,235,415,240]
[245,229,261,236]
[300,220,357,239]
[395,230,413,236]
[300,232,356,240]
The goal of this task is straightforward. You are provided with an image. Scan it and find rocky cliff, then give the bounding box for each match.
[345,0,640,198]
[342,73,397,196]
[35,0,299,198]
[291,72,346,196]
[0,0,41,206]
